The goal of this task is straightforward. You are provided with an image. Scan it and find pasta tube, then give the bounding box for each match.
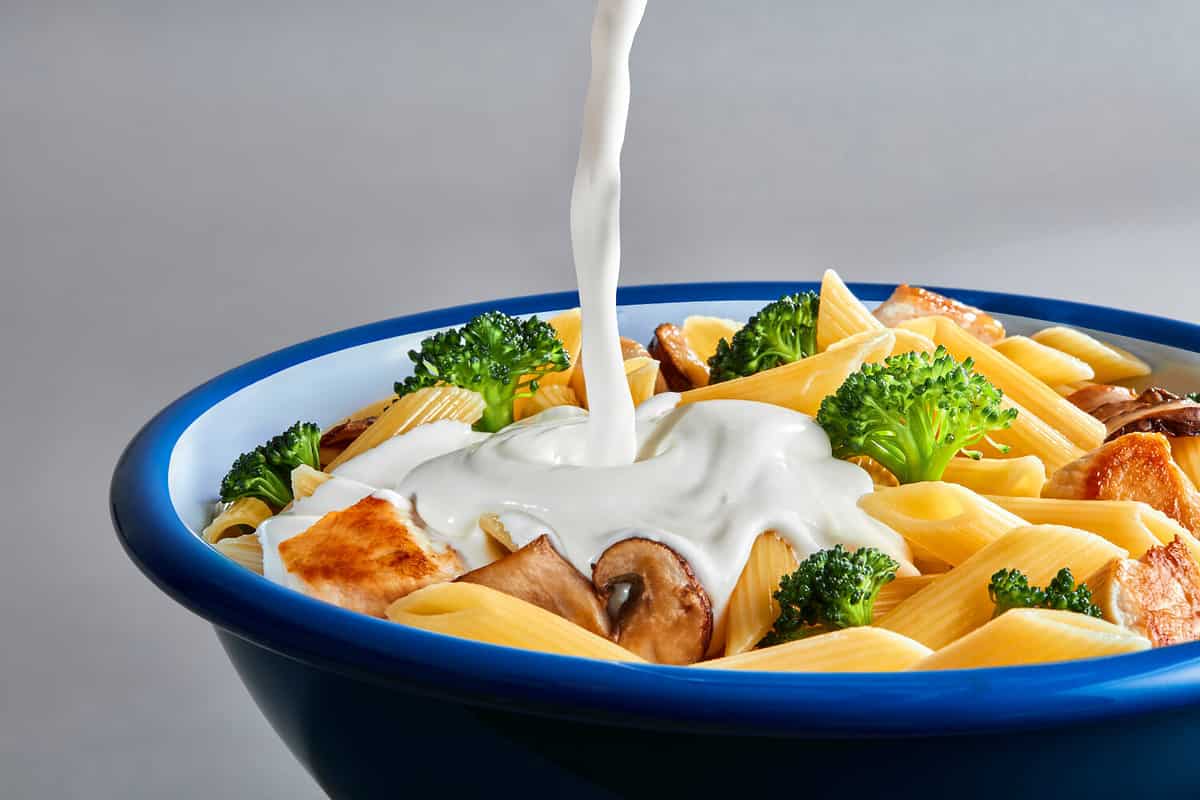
[202,497,273,544]
[974,396,1084,476]
[291,464,331,501]
[1031,326,1151,383]
[700,627,932,672]
[877,525,1125,649]
[682,315,742,363]
[993,336,1095,387]
[859,482,1026,566]
[873,575,940,618]
[815,269,885,351]
[387,582,643,662]
[213,533,264,574]
[941,455,1046,498]
[515,384,581,421]
[724,533,798,657]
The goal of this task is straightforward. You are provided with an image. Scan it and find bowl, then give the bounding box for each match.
[112,282,1200,799]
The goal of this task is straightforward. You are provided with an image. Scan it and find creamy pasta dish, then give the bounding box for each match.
[201,0,1200,671]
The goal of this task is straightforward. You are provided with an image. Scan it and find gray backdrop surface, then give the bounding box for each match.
[2,2,1198,797]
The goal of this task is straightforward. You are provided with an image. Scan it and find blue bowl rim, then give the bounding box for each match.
[111,281,1200,737]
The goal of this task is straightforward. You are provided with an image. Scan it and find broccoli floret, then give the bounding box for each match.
[816,345,1019,484]
[1187,392,1200,403]
[988,567,1101,618]
[708,292,820,383]
[220,450,294,509]
[760,544,899,646]
[395,311,569,433]
[262,421,322,473]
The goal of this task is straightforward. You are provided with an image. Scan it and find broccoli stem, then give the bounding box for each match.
[477,384,518,432]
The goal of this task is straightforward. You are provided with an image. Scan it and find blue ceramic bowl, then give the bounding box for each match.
[112,283,1200,799]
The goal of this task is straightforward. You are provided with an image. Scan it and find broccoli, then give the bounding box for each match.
[816,345,1018,484]
[395,311,570,433]
[218,420,322,509]
[708,292,820,383]
[1187,392,1200,403]
[760,544,899,646]
[988,567,1101,618]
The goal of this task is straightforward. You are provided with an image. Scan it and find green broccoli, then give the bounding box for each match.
[219,420,322,508]
[1187,392,1200,403]
[708,292,820,383]
[395,311,570,433]
[816,345,1018,484]
[760,544,899,646]
[988,567,1101,618]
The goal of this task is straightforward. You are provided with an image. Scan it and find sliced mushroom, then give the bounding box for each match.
[319,417,377,467]
[1076,387,1200,441]
[457,535,612,639]
[1066,384,1137,416]
[648,323,710,391]
[592,537,713,664]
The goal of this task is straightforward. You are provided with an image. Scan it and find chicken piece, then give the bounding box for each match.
[278,495,463,617]
[872,284,1005,344]
[647,323,710,391]
[1088,537,1200,646]
[1043,432,1200,534]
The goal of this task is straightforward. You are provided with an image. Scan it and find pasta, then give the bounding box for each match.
[724,532,798,657]
[940,455,1046,497]
[988,496,1200,563]
[291,464,331,501]
[682,315,742,363]
[624,356,662,407]
[873,575,939,618]
[916,608,1149,670]
[213,533,264,574]
[544,308,583,388]
[992,336,1095,386]
[973,396,1084,476]
[1031,326,1151,383]
[878,525,1125,649]
[815,268,885,351]
[202,497,273,544]
[889,327,936,357]
[699,627,931,672]
[325,386,486,471]
[515,384,581,421]
[1171,436,1200,490]
[858,482,1026,566]
[680,329,894,415]
[387,582,644,662]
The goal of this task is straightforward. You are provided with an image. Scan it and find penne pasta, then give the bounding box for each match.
[1031,326,1151,384]
[1171,436,1200,491]
[908,316,1105,453]
[624,356,661,407]
[974,396,1083,476]
[815,269,885,352]
[873,575,940,618]
[213,533,264,574]
[724,533,798,657]
[877,525,1125,649]
[544,308,583,388]
[700,626,932,672]
[387,582,643,662]
[682,315,742,363]
[202,497,273,544]
[859,482,1026,566]
[680,329,895,415]
[848,455,899,488]
[993,336,1095,387]
[515,384,581,421]
[291,464,331,501]
[325,386,486,471]
[987,496,1200,564]
[889,327,936,357]
[941,455,1046,498]
[915,608,1149,670]
[332,395,396,428]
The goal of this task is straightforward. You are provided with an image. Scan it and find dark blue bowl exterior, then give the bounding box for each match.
[112,283,1200,796]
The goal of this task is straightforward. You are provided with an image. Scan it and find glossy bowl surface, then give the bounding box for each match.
[112,282,1200,797]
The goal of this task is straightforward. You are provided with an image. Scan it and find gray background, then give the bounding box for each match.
[3,1,1198,797]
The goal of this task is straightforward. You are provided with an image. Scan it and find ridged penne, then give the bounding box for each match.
[941,455,1046,498]
[682,315,742,363]
[213,532,264,574]
[724,533,798,657]
[544,308,583,388]
[916,608,1149,670]
[624,356,661,407]
[387,582,643,662]
[877,525,1125,649]
[291,464,331,501]
[680,329,894,415]
[515,384,582,421]
[202,497,273,544]
[908,316,1105,453]
[859,482,1026,566]
[848,455,899,488]
[873,575,940,618]
[1031,326,1151,383]
[815,269,886,351]
[325,386,486,470]
[1171,436,1200,490]
[700,627,932,672]
[889,327,936,357]
[993,336,1095,387]
[987,496,1200,563]
[974,396,1084,476]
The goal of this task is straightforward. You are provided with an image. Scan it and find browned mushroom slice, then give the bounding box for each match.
[872,284,1005,344]
[1084,388,1200,441]
[592,538,713,664]
[457,535,612,639]
[1066,384,1137,416]
[319,417,377,467]
[1088,537,1200,647]
[648,323,710,391]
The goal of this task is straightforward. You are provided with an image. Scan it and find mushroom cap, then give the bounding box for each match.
[1067,383,1137,416]
[1083,387,1200,441]
[592,537,713,665]
[648,323,710,391]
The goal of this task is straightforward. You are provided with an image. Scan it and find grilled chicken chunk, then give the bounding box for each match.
[872,284,1005,344]
[1043,432,1200,534]
[1088,537,1200,647]
[278,495,464,617]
